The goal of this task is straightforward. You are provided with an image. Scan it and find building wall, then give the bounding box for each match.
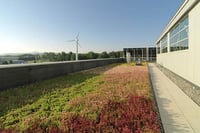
[157,1,200,87]
[189,2,200,86]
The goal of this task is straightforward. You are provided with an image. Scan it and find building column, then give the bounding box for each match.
[167,32,170,53]
[141,48,143,61]
[160,41,162,54]
[146,47,149,61]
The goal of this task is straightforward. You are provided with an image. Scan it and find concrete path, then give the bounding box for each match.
[149,63,200,133]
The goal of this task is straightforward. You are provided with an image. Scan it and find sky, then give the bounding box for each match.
[0,0,184,54]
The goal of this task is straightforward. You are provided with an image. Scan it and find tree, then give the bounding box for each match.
[79,54,88,60]
[68,52,75,60]
[19,54,36,61]
[36,50,123,62]
[98,51,109,58]
[61,52,67,61]
[108,51,117,58]
[87,51,98,59]
[9,60,13,64]
[2,61,8,64]
[108,51,123,58]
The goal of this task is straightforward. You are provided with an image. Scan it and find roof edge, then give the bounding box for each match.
[156,0,199,44]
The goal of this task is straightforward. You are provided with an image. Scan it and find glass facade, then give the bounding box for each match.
[170,16,188,52]
[123,47,156,61]
[158,16,188,54]
[161,35,168,53]
[149,48,156,61]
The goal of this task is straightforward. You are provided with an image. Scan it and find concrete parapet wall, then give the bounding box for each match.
[0,58,123,90]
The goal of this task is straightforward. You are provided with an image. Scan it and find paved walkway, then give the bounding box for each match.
[149,63,200,133]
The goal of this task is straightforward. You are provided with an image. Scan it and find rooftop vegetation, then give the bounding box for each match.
[0,63,160,132]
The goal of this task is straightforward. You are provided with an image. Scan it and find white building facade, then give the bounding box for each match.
[156,0,200,87]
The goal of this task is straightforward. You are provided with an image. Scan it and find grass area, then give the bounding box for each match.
[0,63,160,132]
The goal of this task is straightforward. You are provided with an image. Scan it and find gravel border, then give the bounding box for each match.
[156,64,200,107]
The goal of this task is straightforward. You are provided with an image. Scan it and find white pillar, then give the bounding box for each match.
[126,52,131,63]
[160,41,162,54]
[146,47,149,61]
[142,48,143,61]
[167,32,170,53]
[76,43,78,61]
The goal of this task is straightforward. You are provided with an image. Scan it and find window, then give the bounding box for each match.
[149,48,156,61]
[170,16,188,52]
[161,35,168,53]
[157,43,160,54]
